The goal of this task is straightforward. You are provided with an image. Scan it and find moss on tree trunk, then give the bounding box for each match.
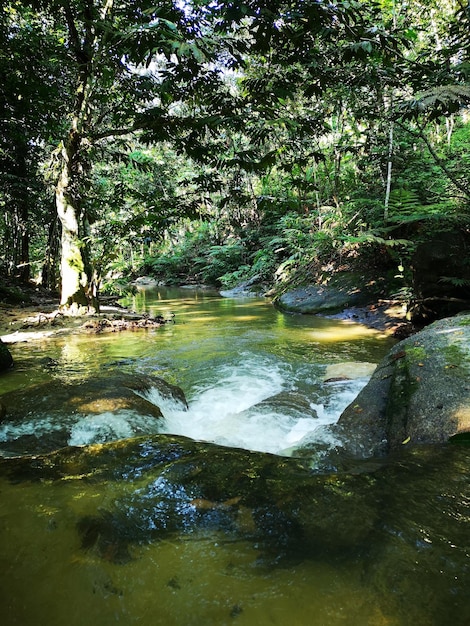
[56,130,99,315]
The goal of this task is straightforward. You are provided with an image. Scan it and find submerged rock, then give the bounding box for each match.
[0,434,468,625]
[0,373,187,456]
[0,433,379,562]
[363,444,470,626]
[333,314,470,457]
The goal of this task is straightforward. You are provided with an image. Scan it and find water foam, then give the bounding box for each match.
[0,410,162,450]
[0,359,371,456]
[0,416,66,442]
[143,358,371,456]
[68,411,161,446]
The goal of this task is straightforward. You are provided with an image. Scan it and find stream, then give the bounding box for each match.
[0,287,469,625]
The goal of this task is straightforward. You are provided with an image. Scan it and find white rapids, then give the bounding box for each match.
[139,356,372,456]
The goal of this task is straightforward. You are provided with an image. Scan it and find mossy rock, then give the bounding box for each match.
[333,313,470,456]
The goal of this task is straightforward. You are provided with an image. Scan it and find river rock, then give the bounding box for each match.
[333,314,470,457]
[275,272,387,315]
[0,339,13,372]
[250,390,318,418]
[132,276,159,286]
[0,373,187,456]
[323,362,377,382]
[219,275,266,298]
[0,434,379,562]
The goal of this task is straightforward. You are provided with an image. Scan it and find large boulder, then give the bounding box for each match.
[275,272,387,315]
[0,339,13,372]
[333,314,470,457]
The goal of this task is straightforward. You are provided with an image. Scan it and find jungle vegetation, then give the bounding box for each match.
[1,0,470,313]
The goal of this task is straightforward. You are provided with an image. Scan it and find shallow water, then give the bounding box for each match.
[1,287,393,455]
[0,288,469,625]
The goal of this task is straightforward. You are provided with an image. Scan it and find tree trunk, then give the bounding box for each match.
[55,2,101,315]
[384,120,394,224]
[56,133,99,315]
[12,144,31,282]
[4,142,30,281]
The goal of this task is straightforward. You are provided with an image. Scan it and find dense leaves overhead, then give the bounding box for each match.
[0,0,469,307]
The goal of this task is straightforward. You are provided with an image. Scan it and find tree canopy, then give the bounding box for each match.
[1,0,469,315]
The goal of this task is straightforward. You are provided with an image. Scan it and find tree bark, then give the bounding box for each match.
[5,141,30,281]
[16,148,30,282]
[383,87,395,224]
[56,131,98,314]
[384,120,394,224]
[56,161,99,314]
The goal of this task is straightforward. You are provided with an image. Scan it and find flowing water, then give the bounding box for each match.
[0,287,469,625]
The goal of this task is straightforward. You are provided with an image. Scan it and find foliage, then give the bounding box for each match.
[1,0,470,311]
[142,222,245,285]
[0,2,67,282]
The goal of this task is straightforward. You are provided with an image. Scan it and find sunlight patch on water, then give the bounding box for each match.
[181,315,220,323]
[307,323,383,343]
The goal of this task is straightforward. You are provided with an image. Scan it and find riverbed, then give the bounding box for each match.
[0,287,468,625]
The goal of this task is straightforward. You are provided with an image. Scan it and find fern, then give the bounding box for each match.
[417,85,470,108]
[344,232,411,248]
[439,276,470,288]
[387,189,421,216]
[398,84,470,120]
[386,189,462,225]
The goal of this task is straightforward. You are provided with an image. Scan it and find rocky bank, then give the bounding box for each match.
[332,313,470,458]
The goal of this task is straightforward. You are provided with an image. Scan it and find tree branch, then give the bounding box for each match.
[396,120,470,199]
[92,126,137,141]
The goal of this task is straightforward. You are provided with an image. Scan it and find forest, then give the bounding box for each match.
[1,0,470,320]
[3,4,470,623]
